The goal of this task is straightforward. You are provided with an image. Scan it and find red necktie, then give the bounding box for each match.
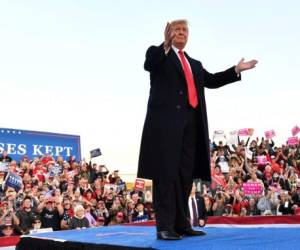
[178,50,198,108]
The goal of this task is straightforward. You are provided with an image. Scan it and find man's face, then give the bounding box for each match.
[76,208,84,218]
[23,199,31,209]
[2,226,13,236]
[136,204,144,212]
[171,23,188,49]
[46,201,54,211]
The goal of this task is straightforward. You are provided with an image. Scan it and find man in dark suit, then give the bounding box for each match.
[137,19,257,240]
[188,182,207,230]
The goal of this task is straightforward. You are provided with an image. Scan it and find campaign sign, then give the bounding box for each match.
[265,130,276,139]
[4,172,23,192]
[245,149,253,160]
[0,162,9,172]
[134,179,145,191]
[213,130,226,145]
[227,130,238,146]
[0,128,81,162]
[243,182,263,195]
[238,128,249,136]
[214,130,225,136]
[257,155,268,165]
[292,126,300,137]
[49,165,63,177]
[90,148,102,158]
[104,183,118,192]
[288,137,299,146]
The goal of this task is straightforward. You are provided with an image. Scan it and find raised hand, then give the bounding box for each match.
[235,58,258,74]
[164,22,175,50]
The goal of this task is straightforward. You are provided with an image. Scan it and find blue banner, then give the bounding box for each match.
[0,128,81,162]
[4,172,23,192]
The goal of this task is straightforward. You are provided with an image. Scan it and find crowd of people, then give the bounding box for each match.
[0,134,300,237]
[208,135,300,217]
[0,153,154,237]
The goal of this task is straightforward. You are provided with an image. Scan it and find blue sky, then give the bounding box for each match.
[0,1,299,178]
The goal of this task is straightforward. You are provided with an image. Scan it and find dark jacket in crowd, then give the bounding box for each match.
[69,216,89,229]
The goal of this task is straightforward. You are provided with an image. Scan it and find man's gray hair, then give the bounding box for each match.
[170,19,189,28]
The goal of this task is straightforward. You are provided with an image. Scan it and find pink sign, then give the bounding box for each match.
[292,126,300,136]
[243,183,263,195]
[238,128,249,136]
[288,137,299,146]
[257,155,268,165]
[265,130,276,139]
[134,179,145,191]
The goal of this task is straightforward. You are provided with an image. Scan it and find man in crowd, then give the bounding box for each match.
[36,197,64,231]
[16,196,37,234]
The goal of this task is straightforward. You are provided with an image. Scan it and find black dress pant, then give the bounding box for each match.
[153,108,197,232]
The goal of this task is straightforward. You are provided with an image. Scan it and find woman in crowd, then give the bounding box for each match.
[69,205,89,229]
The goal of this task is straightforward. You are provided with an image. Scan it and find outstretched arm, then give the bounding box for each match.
[203,58,258,89]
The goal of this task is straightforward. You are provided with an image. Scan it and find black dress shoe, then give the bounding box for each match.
[157,231,182,240]
[176,228,207,236]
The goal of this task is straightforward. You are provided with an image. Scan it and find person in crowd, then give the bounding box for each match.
[94,200,109,225]
[60,197,74,229]
[231,190,249,216]
[16,196,37,234]
[203,195,214,216]
[108,211,125,226]
[69,205,89,229]
[30,216,42,232]
[108,170,120,184]
[291,183,300,207]
[247,197,260,216]
[36,197,63,231]
[125,199,136,223]
[257,189,278,215]
[212,188,229,216]
[0,151,12,163]
[96,216,105,227]
[84,203,97,227]
[211,165,227,192]
[188,183,207,230]
[132,202,150,223]
[278,190,295,215]
[95,165,109,181]
[0,223,20,237]
[0,200,19,227]
[215,148,230,177]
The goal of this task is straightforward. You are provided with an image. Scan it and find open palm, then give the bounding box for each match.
[236,58,258,73]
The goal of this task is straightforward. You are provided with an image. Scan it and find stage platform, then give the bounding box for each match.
[16,225,300,250]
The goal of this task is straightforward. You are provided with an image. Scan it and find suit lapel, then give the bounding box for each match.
[169,48,185,79]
